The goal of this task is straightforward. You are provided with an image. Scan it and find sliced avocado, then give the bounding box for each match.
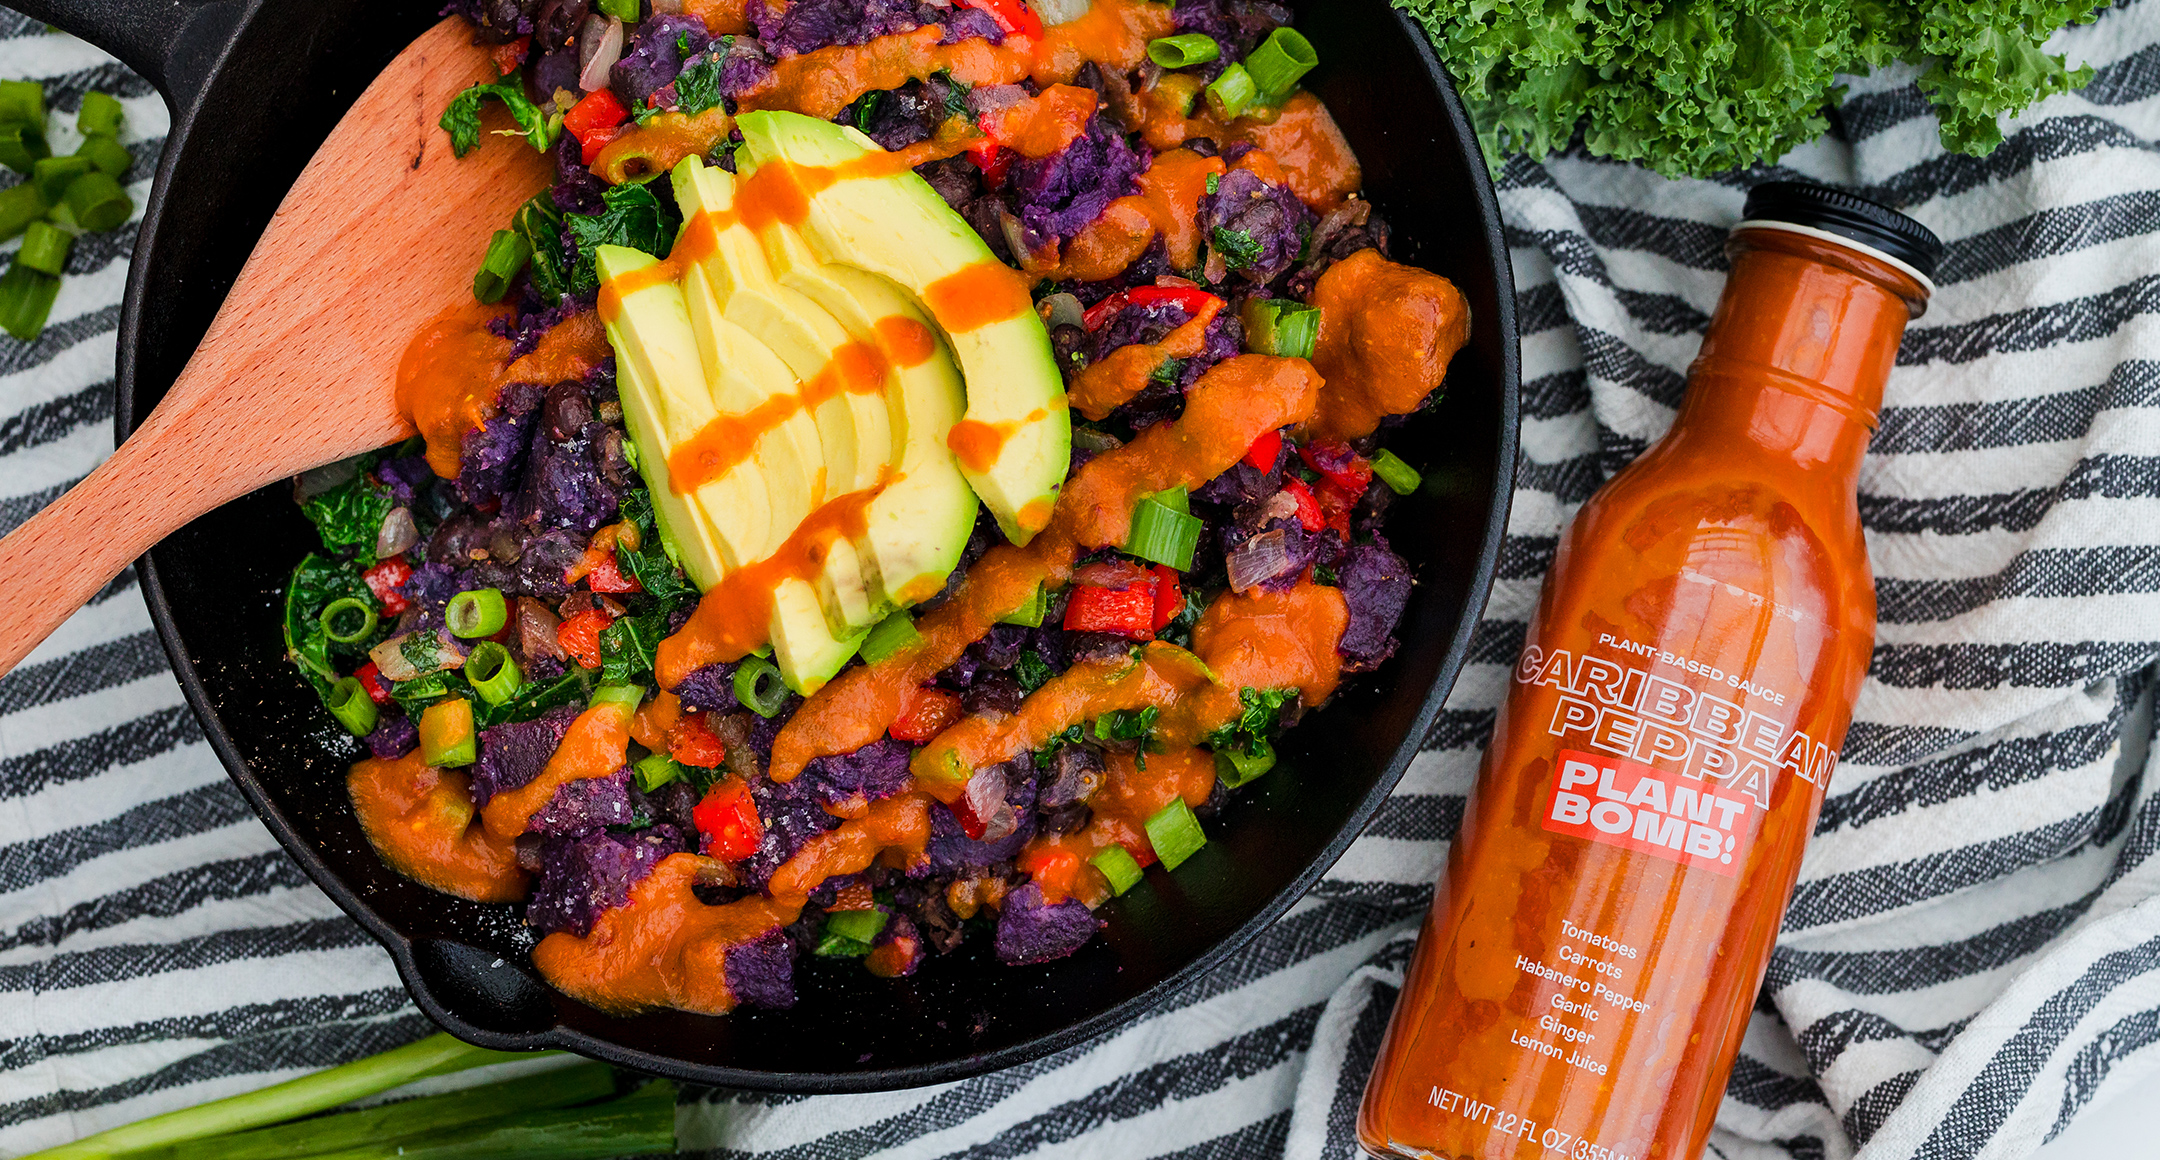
[764,238,978,611]
[678,269,825,557]
[673,157,886,635]
[734,110,1071,546]
[595,245,867,696]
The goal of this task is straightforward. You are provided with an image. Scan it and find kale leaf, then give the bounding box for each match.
[616,489,700,610]
[566,182,680,295]
[283,554,375,700]
[440,76,553,158]
[675,42,733,118]
[300,466,393,564]
[1032,724,1087,768]
[600,612,668,685]
[1014,649,1053,694]
[1211,226,1262,271]
[475,670,592,729]
[1204,686,1298,757]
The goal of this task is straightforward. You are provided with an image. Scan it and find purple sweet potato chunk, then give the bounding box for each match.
[471,705,579,805]
[1010,114,1147,249]
[365,712,418,760]
[799,738,913,811]
[855,75,968,152]
[401,561,464,610]
[872,913,925,976]
[935,4,1004,43]
[725,927,798,1008]
[994,882,1100,964]
[375,456,435,506]
[921,759,1037,874]
[1091,300,1190,361]
[738,771,840,891]
[1171,0,1292,64]
[551,133,606,215]
[611,14,709,110]
[511,379,626,534]
[527,767,634,836]
[456,380,545,505]
[1337,537,1412,671]
[1195,433,1289,506]
[490,294,585,360]
[750,0,923,55]
[1177,313,1244,390]
[674,662,740,713]
[1201,166,1311,284]
[513,528,586,598]
[714,37,774,99]
[527,824,684,936]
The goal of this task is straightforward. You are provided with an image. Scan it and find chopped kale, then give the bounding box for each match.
[1204,686,1298,757]
[1211,226,1263,271]
[566,182,680,295]
[1014,649,1054,694]
[600,611,667,685]
[1033,724,1087,768]
[283,554,376,700]
[475,670,592,729]
[440,76,553,158]
[300,464,394,564]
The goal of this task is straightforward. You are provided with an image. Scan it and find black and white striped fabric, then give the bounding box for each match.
[3,1,2158,1155]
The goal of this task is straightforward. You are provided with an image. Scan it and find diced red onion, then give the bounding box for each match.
[979,802,1019,843]
[374,507,419,560]
[1226,528,1294,592]
[578,16,623,92]
[1259,489,1300,523]
[955,763,1009,841]
[519,597,566,661]
[1029,0,1091,25]
[998,210,1036,270]
[1074,559,1154,589]
[649,0,684,12]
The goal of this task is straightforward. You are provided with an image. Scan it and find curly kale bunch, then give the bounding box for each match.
[1398,0,2106,177]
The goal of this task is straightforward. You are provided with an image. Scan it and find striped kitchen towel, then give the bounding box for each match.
[1,1,2157,1157]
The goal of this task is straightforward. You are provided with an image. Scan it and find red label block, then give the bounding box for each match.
[1541,748,1753,877]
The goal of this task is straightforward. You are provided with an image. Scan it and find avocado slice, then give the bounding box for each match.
[756,223,979,611]
[734,110,1071,545]
[673,157,887,635]
[595,244,866,696]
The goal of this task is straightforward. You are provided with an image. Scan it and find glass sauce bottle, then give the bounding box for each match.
[1358,184,1942,1160]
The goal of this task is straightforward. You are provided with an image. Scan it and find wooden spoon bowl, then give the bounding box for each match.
[0,17,549,675]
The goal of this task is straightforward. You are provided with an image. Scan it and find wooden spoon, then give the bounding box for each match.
[0,18,550,677]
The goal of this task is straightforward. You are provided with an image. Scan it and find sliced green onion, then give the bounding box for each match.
[0,120,48,174]
[13,1034,537,1160]
[60,170,131,231]
[327,677,379,737]
[0,181,48,241]
[1246,27,1318,100]
[0,260,59,342]
[0,79,44,126]
[825,908,888,943]
[1370,448,1423,496]
[1204,62,1258,121]
[1148,485,1190,515]
[999,582,1049,627]
[419,698,477,766]
[734,656,790,718]
[75,132,132,178]
[446,587,508,638]
[161,1062,618,1160]
[596,0,641,18]
[634,752,686,792]
[589,683,645,712]
[465,641,522,705]
[814,932,873,958]
[472,228,532,304]
[1241,297,1320,359]
[1126,495,1203,571]
[77,90,123,138]
[320,596,378,644]
[858,610,922,666]
[1146,33,1220,69]
[18,220,69,277]
[1091,844,1144,895]
[30,154,89,202]
[1145,797,1207,870]
[1214,736,1276,787]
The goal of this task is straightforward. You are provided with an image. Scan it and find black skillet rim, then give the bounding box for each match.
[103,3,1522,1091]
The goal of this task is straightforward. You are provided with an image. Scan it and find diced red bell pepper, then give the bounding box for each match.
[557,608,613,669]
[1126,284,1224,316]
[586,550,642,594]
[564,88,629,165]
[966,135,1012,186]
[1316,479,1358,537]
[1281,477,1325,532]
[1243,429,1283,472]
[1063,583,1156,639]
[1151,565,1182,633]
[1298,440,1375,495]
[959,0,1043,39]
[890,687,964,744]
[362,558,413,616]
[1082,290,1130,332]
[354,661,391,706]
[693,778,764,862]
[490,36,530,77]
[1019,846,1084,902]
[668,711,728,769]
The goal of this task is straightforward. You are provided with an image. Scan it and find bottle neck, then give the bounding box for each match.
[1677,226,1929,479]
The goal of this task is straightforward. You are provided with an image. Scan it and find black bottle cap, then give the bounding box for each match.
[1739,181,1943,283]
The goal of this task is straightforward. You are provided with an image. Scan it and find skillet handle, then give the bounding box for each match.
[7,0,248,114]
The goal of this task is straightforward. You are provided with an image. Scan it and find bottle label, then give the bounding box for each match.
[1542,749,1751,876]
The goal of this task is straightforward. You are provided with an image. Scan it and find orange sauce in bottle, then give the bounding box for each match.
[1359,205,1938,1160]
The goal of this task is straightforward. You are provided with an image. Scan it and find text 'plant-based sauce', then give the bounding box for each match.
[1358,184,1943,1160]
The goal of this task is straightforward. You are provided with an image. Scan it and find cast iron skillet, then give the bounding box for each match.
[18,0,1518,1091]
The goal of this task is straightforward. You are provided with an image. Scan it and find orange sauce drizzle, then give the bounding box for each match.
[665,338,889,494]
[1067,294,1223,420]
[1131,90,1361,213]
[923,261,1035,332]
[766,354,1322,785]
[480,701,634,842]
[683,0,752,34]
[983,84,1098,158]
[1046,147,1224,282]
[349,752,528,903]
[876,315,938,365]
[946,417,1015,474]
[394,302,609,478]
[592,105,735,185]
[533,854,799,1015]
[655,476,892,682]
[1305,250,1472,443]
